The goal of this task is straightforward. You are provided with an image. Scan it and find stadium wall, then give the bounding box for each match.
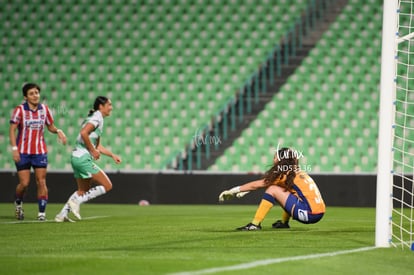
[0,172,376,207]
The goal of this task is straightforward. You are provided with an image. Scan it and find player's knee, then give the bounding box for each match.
[35,177,46,186]
[17,173,31,186]
[19,180,30,187]
[104,182,112,192]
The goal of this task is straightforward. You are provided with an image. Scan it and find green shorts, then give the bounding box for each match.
[71,153,101,179]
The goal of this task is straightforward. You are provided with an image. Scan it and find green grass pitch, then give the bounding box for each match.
[0,203,412,275]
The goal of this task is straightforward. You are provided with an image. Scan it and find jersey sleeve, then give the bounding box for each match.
[44,104,55,125]
[87,112,102,128]
[9,106,22,124]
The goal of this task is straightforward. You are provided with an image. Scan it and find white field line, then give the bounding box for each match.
[0,215,109,224]
[167,246,377,275]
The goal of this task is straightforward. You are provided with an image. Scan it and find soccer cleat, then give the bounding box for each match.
[54,214,75,223]
[15,202,24,220]
[236,222,262,231]
[37,213,46,221]
[272,220,290,229]
[68,199,81,220]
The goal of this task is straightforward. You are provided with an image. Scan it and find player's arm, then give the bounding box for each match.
[80,123,100,160]
[97,143,122,164]
[219,179,269,202]
[239,179,268,192]
[9,123,20,162]
[47,124,67,145]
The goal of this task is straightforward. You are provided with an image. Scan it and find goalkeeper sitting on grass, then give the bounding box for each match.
[219,147,325,230]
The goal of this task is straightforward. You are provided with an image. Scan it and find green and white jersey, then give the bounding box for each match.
[72,111,104,157]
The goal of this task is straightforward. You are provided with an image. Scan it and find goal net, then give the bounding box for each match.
[392,0,414,249]
[376,0,414,249]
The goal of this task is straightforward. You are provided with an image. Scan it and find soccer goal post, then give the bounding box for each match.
[376,0,414,249]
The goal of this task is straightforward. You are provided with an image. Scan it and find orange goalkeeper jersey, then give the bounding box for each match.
[274,171,325,214]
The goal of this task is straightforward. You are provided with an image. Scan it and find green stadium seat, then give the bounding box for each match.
[0,0,362,171]
[210,0,383,173]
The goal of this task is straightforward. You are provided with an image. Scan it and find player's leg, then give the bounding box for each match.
[14,153,33,220]
[66,178,91,220]
[14,169,30,220]
[68,171,112,219]
[54,203,74,222]
[272,210,291,229]
[34,167,48,221]
[55,178,90,222]
[66,153,113,219]
[65,154,96,219]
[32,154,49,221]
[237,185,290,230]
[76,170,112,203]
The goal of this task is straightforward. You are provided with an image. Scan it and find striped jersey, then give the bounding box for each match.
[72,111,104,158]
[274,171,325,214]
[9,102,54,154]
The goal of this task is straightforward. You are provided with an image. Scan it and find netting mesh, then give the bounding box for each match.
[392,0,414,249]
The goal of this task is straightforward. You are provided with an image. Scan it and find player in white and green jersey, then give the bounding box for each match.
[71,110,104,179]
[55,96,122,222]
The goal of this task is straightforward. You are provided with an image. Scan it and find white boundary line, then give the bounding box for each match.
[167,246,377,275]
[0,215,109,224]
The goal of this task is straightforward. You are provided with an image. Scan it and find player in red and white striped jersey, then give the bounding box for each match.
[9,83,67,221]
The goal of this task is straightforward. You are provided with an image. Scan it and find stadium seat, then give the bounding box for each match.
[0,0,378,172]
[210,0,383,173]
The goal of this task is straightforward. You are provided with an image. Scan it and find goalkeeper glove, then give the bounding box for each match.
[218,186,250,202]
[236,191,250,198]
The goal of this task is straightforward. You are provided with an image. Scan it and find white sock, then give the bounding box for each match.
[77,186,106,204]
[69,191,80,202]
[58,203,70,216]
[58,192,79,217]
[57,203,71,217]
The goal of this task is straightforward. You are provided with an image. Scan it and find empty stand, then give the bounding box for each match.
[0,0,313,171]
[0,0,381,173]
[210,0,382,172]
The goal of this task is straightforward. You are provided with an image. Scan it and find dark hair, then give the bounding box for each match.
[22,83,41,97]
[88,96,109,116]
[263,147,299,191]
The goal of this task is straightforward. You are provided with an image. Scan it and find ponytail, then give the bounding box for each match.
[88,96,109,116]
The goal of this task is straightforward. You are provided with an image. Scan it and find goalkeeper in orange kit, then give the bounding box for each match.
[219,147,325,230]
